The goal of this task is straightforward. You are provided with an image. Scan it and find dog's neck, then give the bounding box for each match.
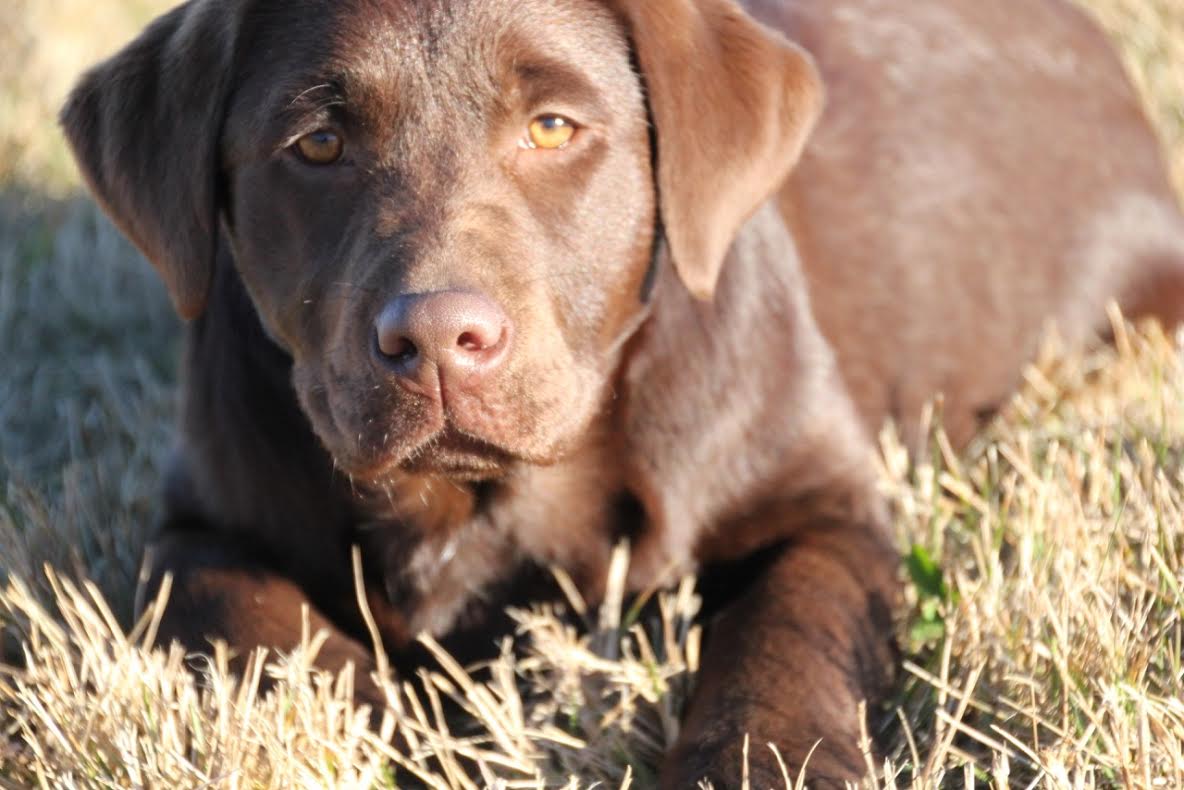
[613,201,884,579]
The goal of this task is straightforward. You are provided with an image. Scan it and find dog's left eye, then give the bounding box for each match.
[524,115,576,150]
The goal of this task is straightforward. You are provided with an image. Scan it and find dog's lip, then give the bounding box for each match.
[405,427,514,473]
[341,425,515,483]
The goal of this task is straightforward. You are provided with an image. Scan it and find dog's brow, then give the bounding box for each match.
[287,83,337,108]
[275,82,349,134]
[512,59,607,117]
[284,81,347,112]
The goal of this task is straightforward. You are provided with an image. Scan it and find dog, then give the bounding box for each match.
[61,0,1184,785]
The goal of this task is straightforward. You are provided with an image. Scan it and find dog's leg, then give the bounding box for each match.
[664,521,899,789]
[136,526,384,706]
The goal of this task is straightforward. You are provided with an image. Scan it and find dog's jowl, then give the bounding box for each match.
[62,0,1184,785]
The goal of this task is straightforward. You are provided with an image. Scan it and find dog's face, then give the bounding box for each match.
[62,0,823,484]
[223,0,655,480]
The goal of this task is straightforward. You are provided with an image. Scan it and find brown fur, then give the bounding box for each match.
[61,0,1184,785]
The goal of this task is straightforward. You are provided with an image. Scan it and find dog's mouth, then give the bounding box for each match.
[302,343,594,488]
[343,423,518,485]
[398,426,517,480]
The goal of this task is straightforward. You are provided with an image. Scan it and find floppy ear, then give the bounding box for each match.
[60,0,240,320]
[609,0,824,300]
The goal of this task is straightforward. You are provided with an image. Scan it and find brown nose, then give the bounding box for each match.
[373,291,510,391]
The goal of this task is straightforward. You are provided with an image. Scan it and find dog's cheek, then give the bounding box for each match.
[561,142,656,354]
[510,348,611,460]
[289,363,344,452]
[292,363,382,469]
[229,162,370,353]
[479,146,654,456]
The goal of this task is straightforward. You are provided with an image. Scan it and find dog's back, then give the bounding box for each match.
[760,0,1184,446]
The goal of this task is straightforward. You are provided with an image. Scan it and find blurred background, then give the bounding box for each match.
[2,0,184,621]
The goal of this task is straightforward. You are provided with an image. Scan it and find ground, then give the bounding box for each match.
[1,0,1183,786]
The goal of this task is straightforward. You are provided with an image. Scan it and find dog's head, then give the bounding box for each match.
[62,0,821,483]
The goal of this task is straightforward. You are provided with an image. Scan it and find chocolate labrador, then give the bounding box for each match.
[61,0,1184,785]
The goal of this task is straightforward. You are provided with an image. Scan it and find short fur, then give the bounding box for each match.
[62,0,1184,785]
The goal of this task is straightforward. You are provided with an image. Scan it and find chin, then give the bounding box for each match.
[396,428,518,481]
[332,426,524,489]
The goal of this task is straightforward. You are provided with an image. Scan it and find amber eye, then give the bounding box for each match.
[295,130,344,164]
[526,115,575,149]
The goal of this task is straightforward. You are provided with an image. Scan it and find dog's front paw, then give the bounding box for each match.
[660,739,781,790]
[661,735,863,790]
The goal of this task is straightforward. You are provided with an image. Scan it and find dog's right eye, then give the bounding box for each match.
[525,115,576,150]
[293,130,344,165]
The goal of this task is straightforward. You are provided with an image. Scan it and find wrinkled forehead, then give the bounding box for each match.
[229,0,634,141]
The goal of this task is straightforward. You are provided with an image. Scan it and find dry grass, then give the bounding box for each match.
[877,318,1184,788]
[1082,0,1184,194]
[2,0,1184,787]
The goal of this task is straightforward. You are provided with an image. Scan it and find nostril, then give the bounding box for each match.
[457,328,500,352]
[375,321,419,362]
[386,336,418,362]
